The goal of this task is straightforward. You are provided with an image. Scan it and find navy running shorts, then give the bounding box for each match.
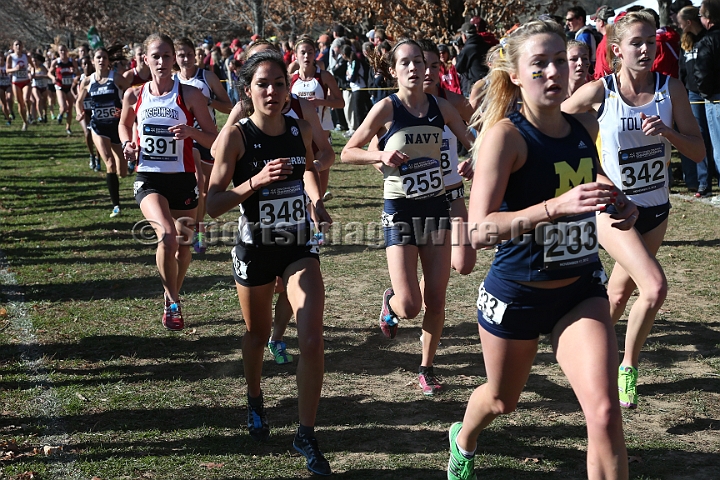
[231,243,319,287]
[445,183,465,204]
[382,195,451,247]
[134,172,199,210]
[477,268,608,340]
[89,120,121,145]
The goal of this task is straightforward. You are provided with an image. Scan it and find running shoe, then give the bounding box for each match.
[247,395,270,441]
[162,302,184,331]
[110,206,120,218]
[89,155,96,169]
[268,339,293,364]
[447,422,476,480]
[293,432,331,476]
[322,191,333,202]
[618,365,638,409]
[57,113,63,124]
[65,129,72,135]
[695,188,712,198]
[379,288,399,339]
[419,366,443,396]
[5,120,10,126]
[192,231,206,254]
[21,122,27,132]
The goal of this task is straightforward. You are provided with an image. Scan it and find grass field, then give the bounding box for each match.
[1,115,719,480]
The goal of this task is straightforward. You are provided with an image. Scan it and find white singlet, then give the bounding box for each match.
[441,126,463,187]
[135,76,195,173]
[177,68,215,126]
[597,73,673,207]
[10,53,29,83]
[290,66,334,131]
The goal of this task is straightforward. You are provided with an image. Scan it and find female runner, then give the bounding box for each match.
[6,40,31,131]
[563,11,705,409]
[76,47,133,217]
[567,39,590,96]
[174,37,233,253]
[119,34,218,331]
[123,45,152,87]
[29,54,50,123]
[206,51,332,476]
[75,56,99,170]
[419,39,476,275]
[211,40,334,366]
[341,39,473,395]
[446,20,635,480]
[0,61,11,125]
[49,44,78,134]
[290,35,344,201]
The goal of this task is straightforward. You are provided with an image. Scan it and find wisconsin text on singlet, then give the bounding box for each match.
[140,107,179,121]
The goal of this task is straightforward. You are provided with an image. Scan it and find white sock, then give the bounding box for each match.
[457,441,475,459]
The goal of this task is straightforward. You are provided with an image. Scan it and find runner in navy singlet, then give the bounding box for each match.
[447,20,635,480]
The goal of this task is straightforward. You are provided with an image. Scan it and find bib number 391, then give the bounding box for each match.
[477,282,508,325]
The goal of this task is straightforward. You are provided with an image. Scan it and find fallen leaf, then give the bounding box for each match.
[522,454,544,464]
[184,328,197,335]
[199,462,225,469]
[0,307,7,318]
[76,393,89,402]
[42,445,62,455]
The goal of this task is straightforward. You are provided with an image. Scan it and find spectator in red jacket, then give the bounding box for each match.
[591,5,615,79]
[644,8,682,77]
[437,43,462,94]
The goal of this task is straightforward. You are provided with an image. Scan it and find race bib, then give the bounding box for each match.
[141,124,179,162]
[14,69,27,80]
[440,138,451,177]
[618,143,666,195]
[83,99,93,110]
[540,212,599,270]
[61,76,74,86]
[93,106,117,120]
[400,157,443,199]
[477,282,508,325]
[258,179,306,230]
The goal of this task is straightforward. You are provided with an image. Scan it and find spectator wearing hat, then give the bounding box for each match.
[438,44,462,94]
[591,5,615,79]
[317,34,330,67]
[455,21,491,97]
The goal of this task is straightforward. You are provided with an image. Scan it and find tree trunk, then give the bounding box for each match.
[253,0,264,37]
[658,0,671,27]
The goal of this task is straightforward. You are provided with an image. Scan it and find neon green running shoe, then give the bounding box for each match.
[447,422,476,480]
[618,365,638,409]
[268,340,293,365]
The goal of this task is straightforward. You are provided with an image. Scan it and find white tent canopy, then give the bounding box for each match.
[586,0,703,25]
